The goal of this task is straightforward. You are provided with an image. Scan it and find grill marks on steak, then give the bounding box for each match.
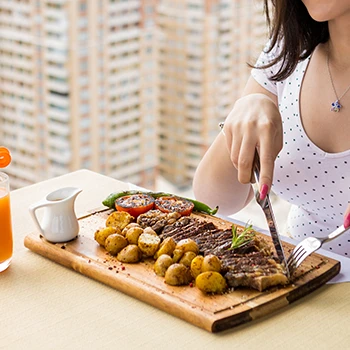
[160,216,219,242]
[137,210,181,233]
[155,214,288,291]
[223,252,288,292]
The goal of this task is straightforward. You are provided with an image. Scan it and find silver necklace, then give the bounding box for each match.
[327,49,350,112]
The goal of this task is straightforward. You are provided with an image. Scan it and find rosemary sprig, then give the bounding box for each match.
[229,223,256,250]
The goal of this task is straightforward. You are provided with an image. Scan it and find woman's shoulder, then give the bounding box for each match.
[251,40,312,95]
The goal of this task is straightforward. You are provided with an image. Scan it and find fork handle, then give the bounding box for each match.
[323,225,350,243]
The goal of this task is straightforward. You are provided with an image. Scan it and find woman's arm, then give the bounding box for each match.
[193,76,281,216]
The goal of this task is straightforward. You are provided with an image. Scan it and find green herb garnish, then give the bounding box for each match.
[229,223,256,250]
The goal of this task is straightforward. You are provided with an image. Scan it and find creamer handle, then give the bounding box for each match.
[28,199,54,235]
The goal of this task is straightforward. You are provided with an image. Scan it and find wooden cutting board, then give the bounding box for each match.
[24,209,340,333]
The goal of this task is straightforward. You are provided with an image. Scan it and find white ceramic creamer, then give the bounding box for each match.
[29,187,82,243]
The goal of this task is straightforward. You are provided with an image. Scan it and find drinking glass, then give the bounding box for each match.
[0,172,13,272]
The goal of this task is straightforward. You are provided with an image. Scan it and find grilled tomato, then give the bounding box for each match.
[154,196,194,216]
[115,194,155,217]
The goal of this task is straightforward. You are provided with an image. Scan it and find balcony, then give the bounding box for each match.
[0,1,30,13]
[0,40,33,56]
[1,55,33,71]
[0,14,31,28]
[46,80,69,94]
[47,93,70,109]
[46,65,69,79]
[109,41,140,56]
[108,136,139,152]
[44,21,68,35]
[45,50,68,64]
[108,28,140,44]
[44,37,68,50]
[48,149,71,164]
[108,82,141,98]
[47,136,70,150]
[109,55,140,70]
[110,162,142,180]
[109,0,140,13]
[109,95,140,112]
[48,121,71,137]
[44,7,67,20]
[1,81,34,100]
[109,123,140,139]
[108,109,140,127]
[108,12,141,27]
[47,108,70,123]
[0,28,33,43]
[107,68,139,85]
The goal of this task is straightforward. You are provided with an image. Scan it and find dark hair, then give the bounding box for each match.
[260,0,329,81]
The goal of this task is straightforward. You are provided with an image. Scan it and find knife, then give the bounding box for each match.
[252,152,290,278]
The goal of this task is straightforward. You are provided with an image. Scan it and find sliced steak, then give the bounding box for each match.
[223,251,288,292]
[137,210,181,233]
[142,210,288,291]
[159,217,219,242]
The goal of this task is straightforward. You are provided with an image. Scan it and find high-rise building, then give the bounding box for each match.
[0,0,267,191]
[157,0,268,187]
[0,0,159,189]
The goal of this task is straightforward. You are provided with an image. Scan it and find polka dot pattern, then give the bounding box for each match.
[251,44,350,257]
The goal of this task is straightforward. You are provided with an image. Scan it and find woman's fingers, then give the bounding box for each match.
[222,93,282,193]
[236,136,257,184]
[257,127,283,198]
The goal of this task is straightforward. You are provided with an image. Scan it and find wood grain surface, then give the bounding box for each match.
[24,209,340,332]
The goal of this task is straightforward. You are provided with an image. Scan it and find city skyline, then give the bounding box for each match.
[0,0,268,191]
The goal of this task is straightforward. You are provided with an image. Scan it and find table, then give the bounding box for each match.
[1,169,349,349]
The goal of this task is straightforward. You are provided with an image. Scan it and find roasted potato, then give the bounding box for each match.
[190,255,204,278]
[154,237,176,259]
[175,238,199,254]
[104,233,128,255]
[154,254,173,277]
[195,271,227,294]
[94,226,119,247]
[121,223,141,236]
[179,251,197,267]
[143,227,157,236]
[138,233,161,257]
[106,211,134,230]
[173,238,199,262]
[164,263,193,286]
[125,226,144,245]
[201,254,222,273]
[172,249,183,263]
[117,244,142,263]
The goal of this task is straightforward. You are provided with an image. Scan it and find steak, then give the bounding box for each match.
[223,252,288,292]
[137,210,181,233]
[160,216,219,242]
[155,215,289,291]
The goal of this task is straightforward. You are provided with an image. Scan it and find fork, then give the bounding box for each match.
[287,224,350,274]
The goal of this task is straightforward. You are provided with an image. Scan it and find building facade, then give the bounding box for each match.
[0,0,158,189]
[0,0,267,190]
[157,0,267,187]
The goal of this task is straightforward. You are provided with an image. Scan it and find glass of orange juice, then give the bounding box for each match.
[0,172,13,272]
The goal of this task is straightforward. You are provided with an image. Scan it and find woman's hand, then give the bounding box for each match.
[222,92,283,199]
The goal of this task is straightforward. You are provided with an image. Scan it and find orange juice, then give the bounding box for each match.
[0,187,13,270]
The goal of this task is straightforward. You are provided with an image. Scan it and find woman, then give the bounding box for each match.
[193,0,350,257]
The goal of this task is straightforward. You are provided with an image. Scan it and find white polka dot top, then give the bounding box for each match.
[251,44,350,257]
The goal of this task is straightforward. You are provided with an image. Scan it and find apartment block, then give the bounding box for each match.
[0,0,158,189]
[0,0,267,191]
[157,0,267,188]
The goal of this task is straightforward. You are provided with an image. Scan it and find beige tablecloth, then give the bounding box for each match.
[1,170,349,349]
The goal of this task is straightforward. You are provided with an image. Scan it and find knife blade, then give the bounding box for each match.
[252,152,290,277]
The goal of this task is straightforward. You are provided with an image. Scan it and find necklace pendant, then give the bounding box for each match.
[330,99,342,112]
